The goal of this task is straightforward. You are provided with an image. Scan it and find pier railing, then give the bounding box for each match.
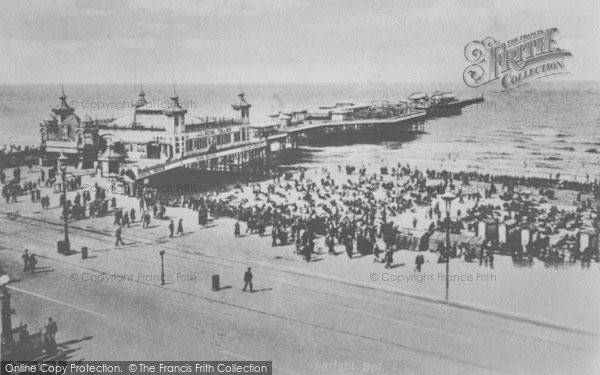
[136,140,267,179]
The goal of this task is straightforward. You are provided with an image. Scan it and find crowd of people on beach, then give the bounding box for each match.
[156,163,600,269]
[125,164,598,267]
[3,160,600,269]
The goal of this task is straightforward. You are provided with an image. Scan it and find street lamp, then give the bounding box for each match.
[159,250,165,286]
[0,274,12,357]
[58,151,69,253]
[441,188,457,302]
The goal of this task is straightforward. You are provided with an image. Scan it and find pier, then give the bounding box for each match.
[32,88,483,184]
[133,110,427,181]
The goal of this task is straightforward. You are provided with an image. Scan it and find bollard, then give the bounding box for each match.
[81,246,88,259]
[211,274,220,291]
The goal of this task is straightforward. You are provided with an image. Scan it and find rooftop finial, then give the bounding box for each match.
[171,83,179,101]
[60,84,66,100]
[139,83,145,97]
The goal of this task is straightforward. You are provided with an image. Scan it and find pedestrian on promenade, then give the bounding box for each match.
[115,227,124,246]
[326,234,335,255]
[45,317,57,340]
[384,249,393,269]
[169,219,174,238]
[271,225,278,246]
[243,267,253,293]
[177,219,184,236]
[130,208,136,222]
[114,209,121,226]
[345,236,353,259]
[22,249,29,272]
[372,242,381,262]
[234,221,241,237]
[415,254,424,272]
[29,254,37,273]
[123,211,130,228]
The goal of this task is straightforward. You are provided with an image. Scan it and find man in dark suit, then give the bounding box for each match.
[115,227,124,246]
[243,267,253,293]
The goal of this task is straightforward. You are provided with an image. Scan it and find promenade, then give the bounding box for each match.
[0,165,599,373]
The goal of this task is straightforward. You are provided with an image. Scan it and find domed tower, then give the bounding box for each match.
[232,92,251,124]
[164,85,187,133]
[135,84,148,109]
[52,85,76,122]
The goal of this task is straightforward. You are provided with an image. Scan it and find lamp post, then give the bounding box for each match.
[159,250,165,286]
[58,152,69,253]
[441,188,457,302]
[0,274,12,358]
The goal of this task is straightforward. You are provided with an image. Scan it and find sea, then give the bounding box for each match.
[1,81,599,180]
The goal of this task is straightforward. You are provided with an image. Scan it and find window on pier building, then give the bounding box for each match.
[175,137,180,154]
[186,139,193,152]
[234,132,241,142]
[218,134,231,145]
[194,137,208,150]
[199,137,208,149]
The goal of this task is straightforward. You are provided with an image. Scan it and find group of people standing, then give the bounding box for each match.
[22,249,37,273]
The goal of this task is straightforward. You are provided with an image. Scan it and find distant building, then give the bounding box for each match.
[39,88,99,168]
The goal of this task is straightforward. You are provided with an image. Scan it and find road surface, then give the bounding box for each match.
[0,213,598,374]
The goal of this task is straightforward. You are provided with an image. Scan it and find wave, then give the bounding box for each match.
[535,163,561,169]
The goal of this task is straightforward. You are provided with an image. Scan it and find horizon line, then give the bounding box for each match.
[0,79,597,86]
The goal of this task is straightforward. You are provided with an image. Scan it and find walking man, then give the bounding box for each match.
[115,227,124,246]
[243,267,253,293]
[384,249,393,269]
[326,234,335,255]
[22,249,30,272]
[45,317,58,340]
[29,253,37,273]
[415,254,424,272]
[177,219,184,236]
[169,219,174,238]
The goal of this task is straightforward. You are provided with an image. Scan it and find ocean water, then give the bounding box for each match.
[1,81,599,179]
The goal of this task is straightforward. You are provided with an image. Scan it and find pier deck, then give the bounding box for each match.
[134,111,427,180]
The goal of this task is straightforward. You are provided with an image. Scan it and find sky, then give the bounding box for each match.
[0,0,598,84]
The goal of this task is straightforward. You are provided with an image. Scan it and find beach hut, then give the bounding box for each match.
[498,219,518,244]
[579,230,599,252]
[427,232,485,257]
[520,225,539,247]
[476,218,498,240]
[395,229,429,251]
